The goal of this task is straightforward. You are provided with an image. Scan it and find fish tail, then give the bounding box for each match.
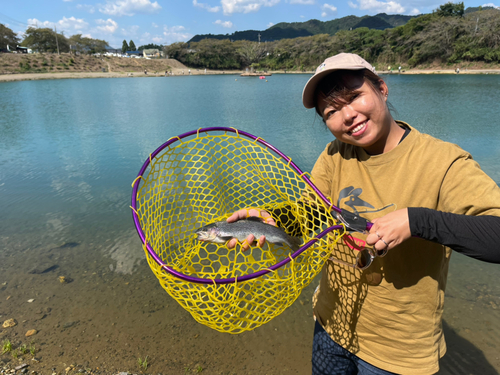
[288,235,302,252]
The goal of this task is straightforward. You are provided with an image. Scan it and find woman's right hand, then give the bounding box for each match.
[226,208,276,250]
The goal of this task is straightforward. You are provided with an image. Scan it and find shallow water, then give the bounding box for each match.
[1,73,500,374]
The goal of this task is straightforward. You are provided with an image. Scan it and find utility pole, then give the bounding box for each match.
[54,26,60,55]
[258,33,261,45]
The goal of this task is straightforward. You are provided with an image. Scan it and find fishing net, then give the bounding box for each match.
[131,127,345,333]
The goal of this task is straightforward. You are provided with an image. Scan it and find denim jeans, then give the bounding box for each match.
[312,320,398,375]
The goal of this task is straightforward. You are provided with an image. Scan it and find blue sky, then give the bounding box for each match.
[1,0,499,48]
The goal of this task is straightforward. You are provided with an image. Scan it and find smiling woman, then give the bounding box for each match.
[301,53,500,375]
[225,53,500,375]
[314,69,404,155]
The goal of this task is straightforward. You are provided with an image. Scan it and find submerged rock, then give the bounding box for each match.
[28,264,59,274]
[2,318,17,328]
[25,329,37,337]
[63,320,79,329]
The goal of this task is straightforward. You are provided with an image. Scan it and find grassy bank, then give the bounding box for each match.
[0,53,189,75]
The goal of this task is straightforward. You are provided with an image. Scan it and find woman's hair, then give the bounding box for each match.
[314,69,384,118]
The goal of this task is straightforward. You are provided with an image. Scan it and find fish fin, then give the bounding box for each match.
[244,216,265,223]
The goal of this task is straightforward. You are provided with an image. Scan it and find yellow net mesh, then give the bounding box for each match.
[133,130,345,333]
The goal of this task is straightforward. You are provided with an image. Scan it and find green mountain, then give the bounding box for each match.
[188,13,418,43]
[464,5,498,13]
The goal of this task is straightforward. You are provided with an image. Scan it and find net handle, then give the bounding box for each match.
[130,127,347,284]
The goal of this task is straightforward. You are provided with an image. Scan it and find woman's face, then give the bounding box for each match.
[317,73,397,155]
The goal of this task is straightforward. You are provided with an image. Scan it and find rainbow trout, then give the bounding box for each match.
[195,217,302,251]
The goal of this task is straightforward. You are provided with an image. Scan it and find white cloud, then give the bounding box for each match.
[170,25,187,32]
[99,0,162,17]
[193,0,221,12]
[214,19,234,28]
[27,18,56,29]
[27,17,89,33]
[61,16,89,31]
[267,22,275,27]
[321,3,337,17]
[139,31,161,44]
[290,0,315,4]
[95,18,119,33]
[152,22,158,27]
[76,4,96,13]
[481,2,500,8]
[348,0,405,13]
[163,25,193,44]
[120,25,140,37]
[221,0,281,15]
[63,0,74,2]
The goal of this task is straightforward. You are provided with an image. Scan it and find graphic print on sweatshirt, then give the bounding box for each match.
[337,186,396,250]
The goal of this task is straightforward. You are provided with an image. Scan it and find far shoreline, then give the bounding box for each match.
[1,68,499,82]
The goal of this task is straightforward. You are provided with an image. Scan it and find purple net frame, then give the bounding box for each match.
[131,127,358,284]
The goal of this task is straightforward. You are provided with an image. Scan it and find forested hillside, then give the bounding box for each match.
[188,13,417,43]
[167,6,500,71]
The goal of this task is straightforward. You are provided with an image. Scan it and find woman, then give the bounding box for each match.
[227,53,500,374]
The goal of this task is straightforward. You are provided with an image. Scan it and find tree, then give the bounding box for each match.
[236,41,267,67]
[21,27,70,53]
[436,2,465,17]
[0,23,20,50]
[138,43,163,51]
[186,39,240,69]
[68,34,86,54]
[86,38,108,54]
[129,40,136,51]
[122,40,129,53]
[164,42,189,61]
[68,34,108,55]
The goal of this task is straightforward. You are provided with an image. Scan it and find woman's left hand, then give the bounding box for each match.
[366,208,411,252]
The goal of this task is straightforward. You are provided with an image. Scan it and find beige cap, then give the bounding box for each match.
[302,53,377,109]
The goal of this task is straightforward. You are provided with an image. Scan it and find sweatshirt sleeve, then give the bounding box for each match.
[408,207,500,263]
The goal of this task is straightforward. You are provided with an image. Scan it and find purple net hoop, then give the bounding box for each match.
[131,127,346,284]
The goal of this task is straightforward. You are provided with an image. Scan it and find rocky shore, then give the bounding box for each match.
[1,67,499,83]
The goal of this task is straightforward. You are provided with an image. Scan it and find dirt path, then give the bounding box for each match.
[104,60,112,72]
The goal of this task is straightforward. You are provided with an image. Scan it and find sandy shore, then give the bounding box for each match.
[1,68,499,82]
[0,69,241,82]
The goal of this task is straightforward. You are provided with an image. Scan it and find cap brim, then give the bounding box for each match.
[301,66,370,109]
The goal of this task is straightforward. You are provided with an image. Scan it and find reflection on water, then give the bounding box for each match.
[107,230,144,275]
[0,74,500,373]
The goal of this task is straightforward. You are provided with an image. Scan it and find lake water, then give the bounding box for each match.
[1,73,500,374]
